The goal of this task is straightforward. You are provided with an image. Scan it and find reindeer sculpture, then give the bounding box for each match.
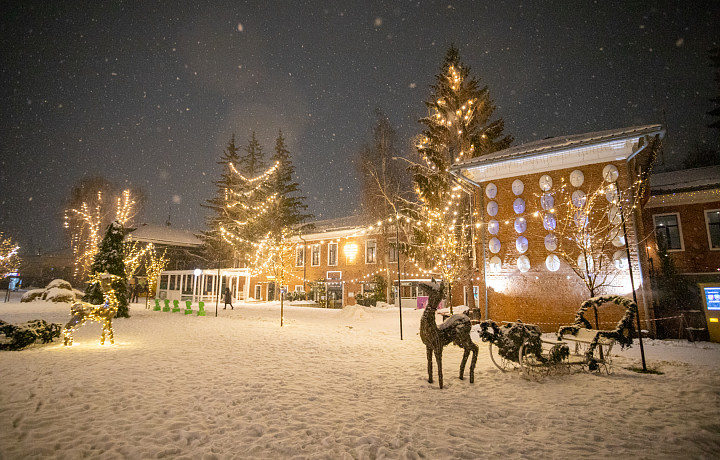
[419,280,478,389]
[63,272,121,346]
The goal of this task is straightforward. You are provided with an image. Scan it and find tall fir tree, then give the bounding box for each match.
[708,47,720,133]
[83,221,129,317]
[267,130,313,233]
[203,134,245,264]
[239,131,267,177]
[410,45,512,309]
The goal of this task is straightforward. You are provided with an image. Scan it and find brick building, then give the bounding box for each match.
[451,125,665,331]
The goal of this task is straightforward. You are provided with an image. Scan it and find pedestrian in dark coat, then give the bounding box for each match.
[223,287,233,310]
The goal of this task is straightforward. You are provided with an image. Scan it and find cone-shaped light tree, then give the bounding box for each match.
[409,45,512,310]
[84,221,129,317]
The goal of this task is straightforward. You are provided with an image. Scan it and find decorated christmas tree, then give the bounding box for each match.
[83,221,129,317]
[410,45,512,309]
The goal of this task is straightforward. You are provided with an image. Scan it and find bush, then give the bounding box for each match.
[0,319,63,351]
[46,279,73,291]
[20,289,45,303]
[45,288,76,303]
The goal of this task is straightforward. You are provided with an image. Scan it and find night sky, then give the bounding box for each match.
[1,1,718,252]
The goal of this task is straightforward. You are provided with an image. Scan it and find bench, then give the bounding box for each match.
[558,328,615,371]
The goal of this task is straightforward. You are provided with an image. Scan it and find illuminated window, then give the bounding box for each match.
[311,244,321,266]
[328,242,338,266]
[294,285,304,292]
[388,238,398,263]
[705,209,720,250]
[296,245,305,267]
[653,213,684,251]
[365,239,377,264]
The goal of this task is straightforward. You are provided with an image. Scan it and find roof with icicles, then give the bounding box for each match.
[126,224,203,247]
[451,124,665,171]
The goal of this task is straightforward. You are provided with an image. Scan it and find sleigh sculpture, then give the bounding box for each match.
[63,272,122,346]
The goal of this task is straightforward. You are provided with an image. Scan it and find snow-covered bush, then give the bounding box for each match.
[0,319,63,351]
[19,279,81,303]
[46,279,73,291]
[20,289,45,303]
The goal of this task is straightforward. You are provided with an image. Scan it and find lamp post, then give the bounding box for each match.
[396,211,403,340]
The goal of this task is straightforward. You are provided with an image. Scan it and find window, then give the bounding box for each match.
[328,242,338,266]
[388,238,398,263]
[311,244,321,266]
[169,275,177,290]
[296,245,305,267]
[706,209,720,250]
[254,285,261,300]
[365,239,377,264]
[159,275,168,290]
[294,285,304,292]
[653,213,684,251]
[182,274,193,294]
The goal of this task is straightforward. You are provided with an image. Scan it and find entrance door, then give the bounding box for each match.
[267,282,276,301]
[327,283,343,309]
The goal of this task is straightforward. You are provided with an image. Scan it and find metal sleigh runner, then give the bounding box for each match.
[479,295,638,379]
[63,272,122,346]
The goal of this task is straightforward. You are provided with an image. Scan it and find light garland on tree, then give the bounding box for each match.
[0,233,21,278]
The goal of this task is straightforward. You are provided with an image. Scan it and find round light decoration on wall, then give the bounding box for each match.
[539,174,553,191]
[544,233,558,251]
[489,237,501,254]
[613,250,629,270]
[513,198,525,214]
[540,193,554,211]
[611,233,626,247]
[543,214,557,231]
[603,164,619,182]
[512,179,525,196]
[608,206,621,225]
[488,219,500,235]
[605,184,618,203]
[573,210,588,228]
[545,254,560,272]
[578,254,594,272]
[485,182,497,199]
[517,255,531,272]
[570,169,585,187]
[516,236,529,253]
[489,256,502,272]
[514,217,527,234]
[571,190,586,208]
[487,201,498,216]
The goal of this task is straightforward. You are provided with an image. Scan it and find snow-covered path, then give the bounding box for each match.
[1,297,719,459]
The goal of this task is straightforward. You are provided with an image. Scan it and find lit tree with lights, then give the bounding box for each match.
[410,45,513,309]
[145,244,169,300]
[65,177,141,283]
[548,139,660,327]
[0,233,21,278]
[84,221,130,317]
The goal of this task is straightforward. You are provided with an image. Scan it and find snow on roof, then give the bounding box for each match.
[650,165,720,194]
[126,224,202,247]
[452,124,664,171]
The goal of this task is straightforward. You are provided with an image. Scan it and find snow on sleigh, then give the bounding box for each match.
[478,295,638,379]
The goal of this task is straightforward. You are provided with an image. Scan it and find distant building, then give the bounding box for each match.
[126,223,204,271]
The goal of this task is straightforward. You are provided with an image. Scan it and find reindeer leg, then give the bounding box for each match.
[460,348,470,380]
[107,320,114,344]
[426,346,434,384]
[435,350,444,389]
[469,342,478,384]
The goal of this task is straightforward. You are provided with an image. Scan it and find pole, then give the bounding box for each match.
[396,210,403,340]
[616,180,647,371]
[215,256,220,317]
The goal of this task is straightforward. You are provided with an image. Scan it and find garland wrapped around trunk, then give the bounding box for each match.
[557,295,637,370]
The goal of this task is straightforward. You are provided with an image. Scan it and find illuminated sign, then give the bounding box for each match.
[704,287,720,311]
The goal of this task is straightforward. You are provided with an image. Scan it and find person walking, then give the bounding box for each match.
[223,287,233,310]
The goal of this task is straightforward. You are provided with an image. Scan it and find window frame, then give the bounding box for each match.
[388,237,398,263]
[254,285,261,300]
[365,239,377,264]
[705,209,720,250]
[296,245,305,267]
[653,212,684,252]
[311,244,321,267]
[328,242,338,266]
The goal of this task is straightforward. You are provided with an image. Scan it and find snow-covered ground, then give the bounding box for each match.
[1,293,719,459]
